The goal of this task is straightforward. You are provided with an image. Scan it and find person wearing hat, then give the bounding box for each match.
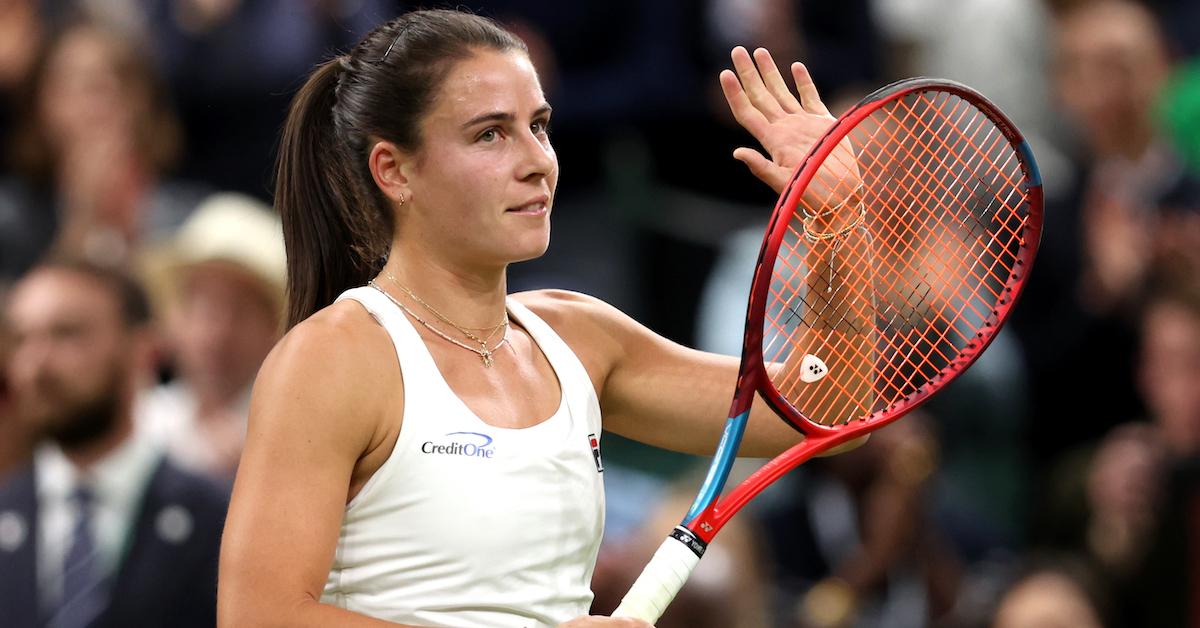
[137,192,285,481]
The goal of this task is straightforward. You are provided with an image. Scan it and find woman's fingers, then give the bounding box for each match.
[792,62,829,115]
[720,68,769,139]
[733,146,788,194]
[722,47,839,195]
[730,46,786,119]
[752,47,803,113]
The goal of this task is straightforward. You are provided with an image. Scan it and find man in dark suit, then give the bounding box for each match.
[0,258,228,628]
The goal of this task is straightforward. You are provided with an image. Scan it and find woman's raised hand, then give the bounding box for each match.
[721,46,861,201]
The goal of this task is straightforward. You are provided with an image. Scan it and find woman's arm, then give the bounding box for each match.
[217,303,412,628]
[599,318,803,459]
[515,290,796,458]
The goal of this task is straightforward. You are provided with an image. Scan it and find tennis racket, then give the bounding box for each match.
[612,77,1043,622]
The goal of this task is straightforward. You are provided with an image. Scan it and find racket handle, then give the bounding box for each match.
[612,527,704,622]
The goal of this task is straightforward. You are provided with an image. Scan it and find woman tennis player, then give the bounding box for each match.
[217,9,849,627]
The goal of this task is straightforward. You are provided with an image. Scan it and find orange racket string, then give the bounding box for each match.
[767,233,875,424]
[905,93,1025,193]
[762,91,1031,427]
[873,107,1013,224]
[768,241,875,423]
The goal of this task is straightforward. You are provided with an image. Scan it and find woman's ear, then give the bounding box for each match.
[368,139,412,204]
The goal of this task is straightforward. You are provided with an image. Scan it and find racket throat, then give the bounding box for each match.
[681,410,750,532]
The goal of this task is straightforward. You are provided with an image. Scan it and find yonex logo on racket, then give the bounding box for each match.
[799,354,829,383]
[420,432,496,459]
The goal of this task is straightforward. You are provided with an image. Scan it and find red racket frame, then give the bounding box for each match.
[686,77,1043,544]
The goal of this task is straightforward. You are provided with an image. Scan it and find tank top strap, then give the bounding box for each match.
[505,298,602,435]
[335,285,442,391]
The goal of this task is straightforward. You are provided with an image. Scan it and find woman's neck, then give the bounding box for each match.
[378,253,509,330]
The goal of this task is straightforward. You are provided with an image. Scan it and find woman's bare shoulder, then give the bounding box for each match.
[510,289,623,341]
[264,300,392,379]
[250,298,398,449]
[510,289,646,379]
[511,288,617,325]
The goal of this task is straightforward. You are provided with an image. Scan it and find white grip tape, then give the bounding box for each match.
[611,532,702,622]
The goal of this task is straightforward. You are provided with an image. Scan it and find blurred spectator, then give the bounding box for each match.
[134,0,393,196]
[0,0,43,143]
[0,258,227,628]
[1137,283,1200,459]
[1055,0,1200,308]
[1111,282,1200,626]
[991,558,1107,628]
[0,17,209,281]
[137,192,284,480]
[1050,0,1200,309]
[0,292,34,476]
[1081,423,1166,574]
[1011,0,1200,464]
[1038,281,1200,625]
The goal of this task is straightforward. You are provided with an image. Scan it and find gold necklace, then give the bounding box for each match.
[368,279,508,367]
[382,270,509,347]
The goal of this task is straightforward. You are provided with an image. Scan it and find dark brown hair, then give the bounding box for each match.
[276,9,526,329]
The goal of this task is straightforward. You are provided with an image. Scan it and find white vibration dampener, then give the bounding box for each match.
[799,354,829,383]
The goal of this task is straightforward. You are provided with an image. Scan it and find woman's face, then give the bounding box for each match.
[399,49,558,269]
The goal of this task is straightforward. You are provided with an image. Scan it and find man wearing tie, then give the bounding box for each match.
[0,258,227,627]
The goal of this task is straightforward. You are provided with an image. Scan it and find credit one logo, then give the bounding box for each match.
[421,432,496,459]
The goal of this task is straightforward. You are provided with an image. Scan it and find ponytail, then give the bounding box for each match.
[275,58,387,329]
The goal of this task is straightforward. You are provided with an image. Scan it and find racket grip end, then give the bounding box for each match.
[611,527,705,622]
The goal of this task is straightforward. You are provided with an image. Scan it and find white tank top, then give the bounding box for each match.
[321,286,606,627]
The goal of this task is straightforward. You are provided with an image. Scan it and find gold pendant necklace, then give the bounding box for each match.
[368,279,508,367]
[382,270,509,350]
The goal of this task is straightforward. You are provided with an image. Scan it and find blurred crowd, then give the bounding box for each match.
[1,0,1199,627]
